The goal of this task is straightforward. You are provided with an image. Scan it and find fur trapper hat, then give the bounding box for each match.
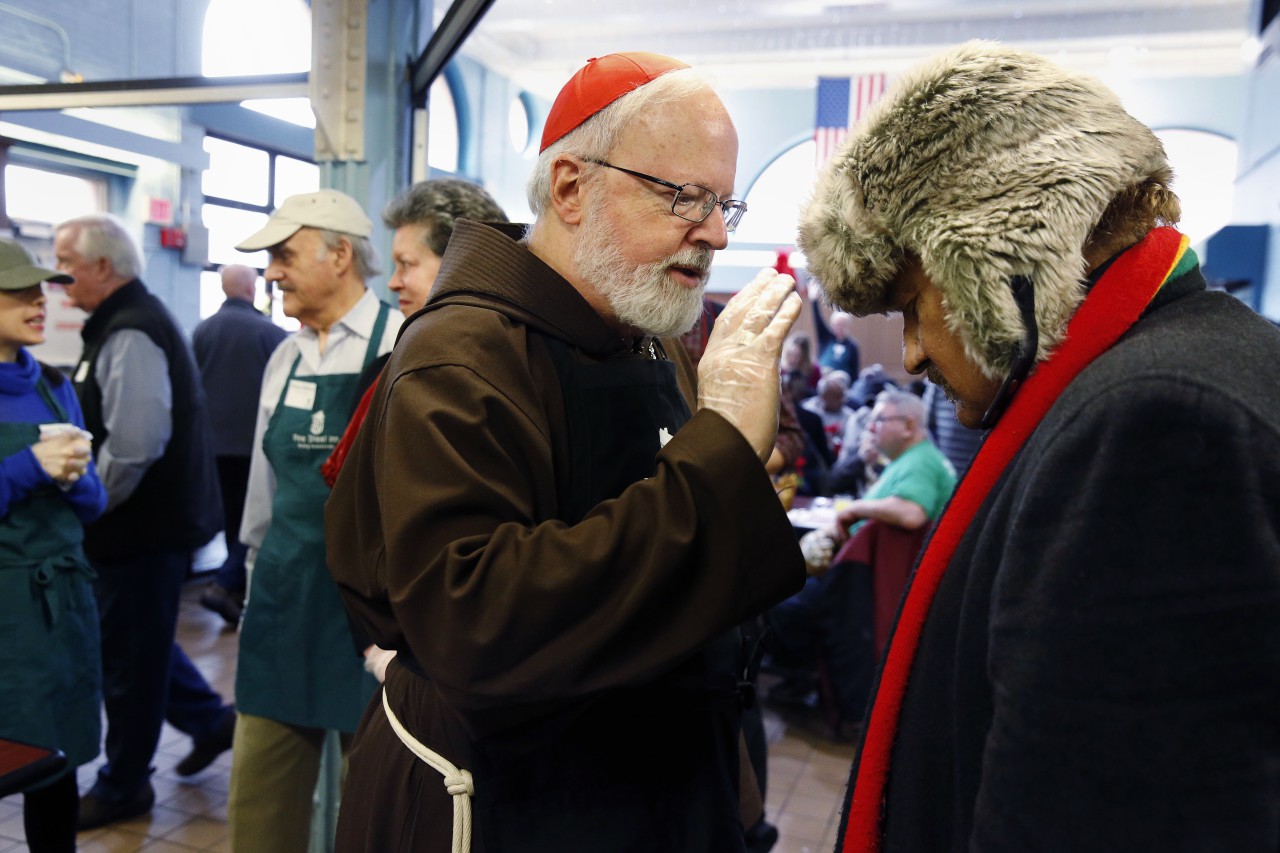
[797,41,1172,379]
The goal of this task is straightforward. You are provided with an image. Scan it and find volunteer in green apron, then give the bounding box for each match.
[0,239,107,853]
[230,295,391,850]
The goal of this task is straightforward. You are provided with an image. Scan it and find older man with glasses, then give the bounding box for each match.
[326,52,806,852]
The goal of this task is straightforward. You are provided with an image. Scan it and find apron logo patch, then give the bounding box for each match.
[310,410,326,436]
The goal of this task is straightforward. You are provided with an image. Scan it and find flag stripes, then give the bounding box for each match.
[814,73,887,167]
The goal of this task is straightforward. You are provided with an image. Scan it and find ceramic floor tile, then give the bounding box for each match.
[76,827,150,853]
[138,838,201,852]
[9,581,856,853]
[777,810,831,844]
[0,812,23,845]
[159,815,228,848]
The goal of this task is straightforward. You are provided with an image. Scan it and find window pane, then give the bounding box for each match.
[203,203,268,267]
[203,137,269,205]
[4,165,104,224]
[731,140,816,245]
[199,270,225,320]
[1154,128,1237,246]
[428,77,459,173]
[274,156,320,204]
[269,284,301,333]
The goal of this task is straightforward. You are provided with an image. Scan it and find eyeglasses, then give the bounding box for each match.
[871,414,909,426]
[585,159,747,232]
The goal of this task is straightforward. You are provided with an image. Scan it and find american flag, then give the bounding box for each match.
[814,74,888,167]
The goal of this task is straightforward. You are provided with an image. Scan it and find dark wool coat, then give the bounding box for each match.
[868,266,1280,851]
[326,221,805,852]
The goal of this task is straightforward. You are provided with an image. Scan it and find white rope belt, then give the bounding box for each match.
[381,687,474,853]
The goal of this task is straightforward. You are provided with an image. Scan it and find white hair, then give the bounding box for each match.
[877,389,926,426]
[58,214,142,280]
[316,228,381,281]
[526,67,715,217]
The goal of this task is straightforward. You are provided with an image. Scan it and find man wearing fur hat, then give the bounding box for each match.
[799,41,1280,852]
[326,53,806,851]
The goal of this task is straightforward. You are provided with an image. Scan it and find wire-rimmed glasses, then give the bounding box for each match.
[585,159,747,232]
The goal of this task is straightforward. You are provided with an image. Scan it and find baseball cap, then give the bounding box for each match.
[539,52,690,153]
[0,238,73,291]
[235,189,373,251]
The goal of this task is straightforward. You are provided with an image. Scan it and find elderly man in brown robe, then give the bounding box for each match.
[326,52,807,852]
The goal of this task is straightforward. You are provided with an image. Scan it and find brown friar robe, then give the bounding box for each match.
[326,221,805,852]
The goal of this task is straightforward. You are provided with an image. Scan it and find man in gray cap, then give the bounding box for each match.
[799,41,1280,852]
[227,188,402,851]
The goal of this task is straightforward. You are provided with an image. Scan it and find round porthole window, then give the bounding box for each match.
[509,95,531,153]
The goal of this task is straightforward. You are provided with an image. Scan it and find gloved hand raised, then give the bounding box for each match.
[697,268,802,461]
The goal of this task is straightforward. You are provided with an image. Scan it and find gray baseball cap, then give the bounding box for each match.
[0,238,73,291]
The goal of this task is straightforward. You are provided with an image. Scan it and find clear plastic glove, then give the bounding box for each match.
[30,432,92,486]
[363,644,398,683]
[697,268,803,460]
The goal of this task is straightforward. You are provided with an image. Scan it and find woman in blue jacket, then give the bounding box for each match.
[0,239,107,852]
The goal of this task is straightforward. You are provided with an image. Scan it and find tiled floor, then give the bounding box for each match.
[0,581,854,852]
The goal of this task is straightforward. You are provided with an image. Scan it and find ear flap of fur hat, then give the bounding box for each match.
[797,40,1172,379]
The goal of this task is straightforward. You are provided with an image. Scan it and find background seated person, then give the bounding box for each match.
[765,390,955,731]
[781,333,821,399]
[827,365,897,496]
[801,371,854,460]
[817,308,860,377]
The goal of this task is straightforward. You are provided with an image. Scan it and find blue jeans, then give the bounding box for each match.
[90,549,232,801]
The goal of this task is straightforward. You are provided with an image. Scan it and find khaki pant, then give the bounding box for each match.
[227,712,352,853]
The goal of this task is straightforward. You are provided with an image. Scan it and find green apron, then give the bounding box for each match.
[0,378,101,781]
[236,305,389,732]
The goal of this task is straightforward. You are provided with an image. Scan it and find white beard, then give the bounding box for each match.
[573,201,711,339]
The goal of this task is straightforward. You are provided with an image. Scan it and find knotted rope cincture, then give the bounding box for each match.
[381,687,474,853]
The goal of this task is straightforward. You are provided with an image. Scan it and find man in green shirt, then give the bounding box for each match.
[832,389,955,541]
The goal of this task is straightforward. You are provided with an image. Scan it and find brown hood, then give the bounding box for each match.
[421,219,630,360]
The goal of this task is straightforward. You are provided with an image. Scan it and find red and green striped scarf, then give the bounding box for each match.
[840,226,1193,853]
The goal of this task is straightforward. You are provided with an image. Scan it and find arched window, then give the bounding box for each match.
[1153,128,1237,246]
[732,139,816,248]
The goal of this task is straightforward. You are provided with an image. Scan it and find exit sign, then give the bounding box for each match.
[149,198,174,225]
